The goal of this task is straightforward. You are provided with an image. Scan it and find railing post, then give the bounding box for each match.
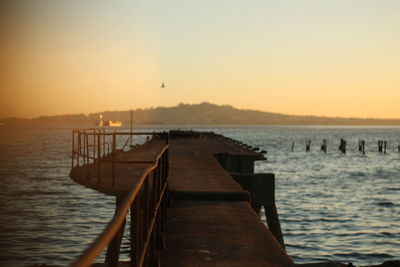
[105,196,126,266]
[77,132,81,167]
[72,131,75,168]
[97,133,101,184]
[83,131,86,164]
[103,128,106,156]
[137,192,143,266]
[155,160,164,249]
[93,130,96,163]
[151,169,157,217]
[130,199,138,267]
[143,179,149,238]
[83,130,86,165]
[163,148,170,219]
[112,133,116,189]
[166,148,169,179]
[130,110,133,148]
[161,153,167,230]
[83,130,89,164]
[87,133,90,164]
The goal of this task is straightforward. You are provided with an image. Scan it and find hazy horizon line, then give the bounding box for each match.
[1,102,399,121]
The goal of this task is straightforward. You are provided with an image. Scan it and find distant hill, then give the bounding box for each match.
[1,102,400,126]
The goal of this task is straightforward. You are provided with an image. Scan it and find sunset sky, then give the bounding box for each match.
[1,0,399,119]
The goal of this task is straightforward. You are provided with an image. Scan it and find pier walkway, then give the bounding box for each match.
[160,133,293,266]
[69,130,294,266]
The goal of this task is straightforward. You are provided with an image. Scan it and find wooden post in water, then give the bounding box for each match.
[306,139,311,152]
[339,139,346,154]
[384,140,387,154]
[378,140,383,153]
[362,140,365,155]
[358,139,365,155]
[291,141,294,152]
[321,139,327,153]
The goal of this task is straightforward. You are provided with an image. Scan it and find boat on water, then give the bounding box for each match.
[102,120,122,127]
[97,114,122,127]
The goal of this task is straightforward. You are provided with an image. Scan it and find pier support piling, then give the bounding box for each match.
[105,196,126,266]
[229,172,285,250]
[251,173,285,250]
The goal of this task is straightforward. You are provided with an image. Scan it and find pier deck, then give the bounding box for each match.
[169,136,254,192]
[158,200,292,267]
[69,131,294,266]
[160,135,293,266]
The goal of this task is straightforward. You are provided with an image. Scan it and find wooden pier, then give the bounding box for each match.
[69,129,293,266]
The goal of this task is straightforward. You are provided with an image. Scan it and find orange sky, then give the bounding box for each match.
[1,1,400,119]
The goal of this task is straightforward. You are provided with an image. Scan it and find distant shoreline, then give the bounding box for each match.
[1,102,400,126]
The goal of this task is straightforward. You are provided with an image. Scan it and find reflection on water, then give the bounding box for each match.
[0,126,399,266]
[0,127,115,266]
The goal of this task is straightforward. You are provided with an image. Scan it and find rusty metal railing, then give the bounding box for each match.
[71,129,168,188]
[70,143,169,267]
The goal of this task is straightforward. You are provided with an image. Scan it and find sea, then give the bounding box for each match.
[0,126,399,266]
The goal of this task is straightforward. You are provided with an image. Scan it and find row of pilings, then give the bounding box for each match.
[293,139,400,154]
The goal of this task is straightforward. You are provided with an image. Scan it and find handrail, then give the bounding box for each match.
[71,144,169,267]
[71,129,169,188]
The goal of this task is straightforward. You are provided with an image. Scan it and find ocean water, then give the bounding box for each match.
[0,126,399,266]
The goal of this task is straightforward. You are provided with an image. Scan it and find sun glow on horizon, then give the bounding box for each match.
[1,1,400,119]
